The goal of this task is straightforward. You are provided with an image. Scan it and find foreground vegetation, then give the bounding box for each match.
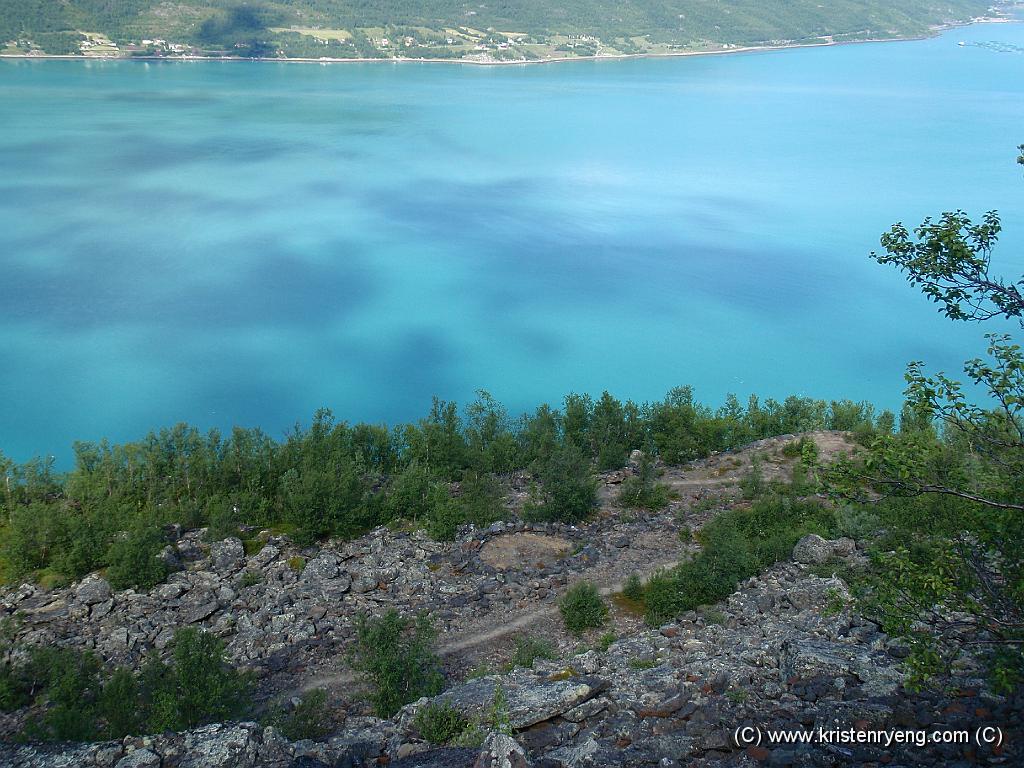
[626,145,1024,695]
[0,0,995,59]
[0,387,882,590]
[0,625,250,741]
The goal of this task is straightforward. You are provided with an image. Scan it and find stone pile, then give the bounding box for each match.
[4,551,1020,767]
[0,507,677,681]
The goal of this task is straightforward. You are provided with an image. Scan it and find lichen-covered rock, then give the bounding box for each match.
[114,749,160,768]
[75,575,112,605]
[792,533,833,564]
[474,732,531,768]
[779,637,902,696]
[302,553,339,582]
[432,674,604,731]
[210,538,246,573]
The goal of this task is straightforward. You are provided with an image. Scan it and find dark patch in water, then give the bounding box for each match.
[0,237,375,332]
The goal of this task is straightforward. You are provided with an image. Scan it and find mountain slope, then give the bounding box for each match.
[0,0,1001,59]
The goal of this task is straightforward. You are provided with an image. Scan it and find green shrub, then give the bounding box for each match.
[351,610,444,717]
[423,485,464,541]
[508,635,556,669]
[146,627,252,731]
[643,492,837,625]
[595,632,616,651]
[2,501,67,578]
[559,582,608,635]
[617,453,671,510]
[466,663,493,679]
[622,573,645,602]
[457,472,505,528]
[781,439,804,458]
[267,688,332,741]
[835,505,880,540]
[105,525,169,591]
[642,569,682,625]
[0,623,254,741]
[98,667,144,738]
[738,457,766,500]
[524,442,597,524]
[239,570,262,588]
[384,462,435,524]
[22,647,102,742]
[453,684,512,748]
[0,619,27,712]
[413,701,467,744]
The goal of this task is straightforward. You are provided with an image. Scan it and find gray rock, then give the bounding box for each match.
[181,591,219,624]
[95,745,124,767]
[474,732,531,768]
[179,723,256,767]
[792,534,832,564]
[75,575,112,606]
[210,538,245,573]
[91,599,114,619]
[779,637,902,696]
[351,573,377,594]
[251,544,280,567]
[156,582,187,601]
[114,749,160,768]
[302,554,340,582]
[436,675,604,730]
[159,545,182,571]
[832,537,856,557]
[545,737,599,768]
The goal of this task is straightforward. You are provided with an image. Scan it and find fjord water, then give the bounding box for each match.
[2,24,1023,464]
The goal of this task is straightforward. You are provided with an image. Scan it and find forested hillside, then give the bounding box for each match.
[0,0,1000,59]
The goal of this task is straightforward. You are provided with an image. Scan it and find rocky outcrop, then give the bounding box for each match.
[3,561,1020,767]
[474,733,531,768]
[791,534,856,565]
[1,434,1018,768]
[0,519,635,681]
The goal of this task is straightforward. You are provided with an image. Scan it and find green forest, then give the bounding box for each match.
[0,386,884,590]
[0,0,998,58]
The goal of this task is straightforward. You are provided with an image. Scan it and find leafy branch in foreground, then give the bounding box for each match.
[872,210,1021,324]
[833,149,1024,691]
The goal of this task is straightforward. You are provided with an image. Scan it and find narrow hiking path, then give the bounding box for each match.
[296,552,689,693]
[293,431,857,697]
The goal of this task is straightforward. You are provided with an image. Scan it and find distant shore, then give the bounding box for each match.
[0,16,1018,67]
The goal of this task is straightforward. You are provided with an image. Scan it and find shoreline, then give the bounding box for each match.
[0,17,1018,67]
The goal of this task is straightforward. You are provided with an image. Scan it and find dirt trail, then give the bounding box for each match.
[297,554,686,694]
[294,431,856,696]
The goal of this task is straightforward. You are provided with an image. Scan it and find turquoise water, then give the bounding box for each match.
[2,23,1024,465]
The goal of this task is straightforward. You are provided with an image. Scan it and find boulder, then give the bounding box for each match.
[791,534,832,564]
[180,590,219,624]
[210,538,245,573]
[474,733,531,768]
[351,573,377,594]
[302,554,340,582]
[435,675,605,730]
[779,637,902,696]
[158,545,182,572]
[75,575,112,606]
[251,544,280,567]
[114,749,160,768]
[179,723,258,767]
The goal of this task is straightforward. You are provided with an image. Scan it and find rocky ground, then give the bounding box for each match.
[2,432,1019,767]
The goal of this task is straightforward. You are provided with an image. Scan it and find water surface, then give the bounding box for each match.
[2,24,1023,464]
